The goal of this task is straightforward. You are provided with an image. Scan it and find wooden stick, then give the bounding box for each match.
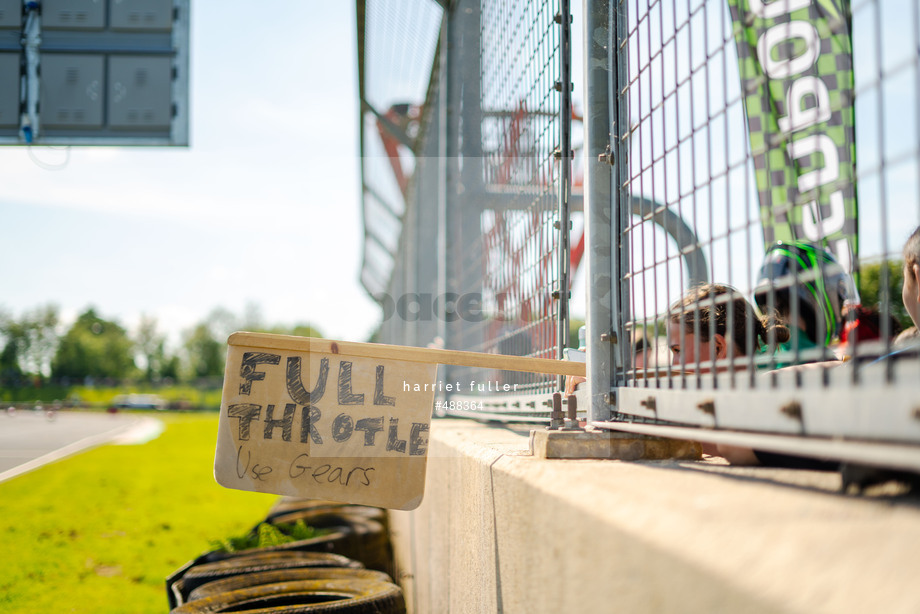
[229,332,587,378]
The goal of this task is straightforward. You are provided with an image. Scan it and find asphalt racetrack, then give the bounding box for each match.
[0,409,161,482]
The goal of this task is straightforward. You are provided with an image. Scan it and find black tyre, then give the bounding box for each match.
[173,551,363,606]
[266,498,388,528]
[187,568,394,601]
[267,510,391,574]
[170,579,406,613]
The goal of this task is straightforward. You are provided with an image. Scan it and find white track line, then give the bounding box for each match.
[0,420,140,483]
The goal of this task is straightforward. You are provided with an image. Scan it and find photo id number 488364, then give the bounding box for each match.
[434,400,483,411]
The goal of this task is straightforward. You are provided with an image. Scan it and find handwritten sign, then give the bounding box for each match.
[215,333,438,511]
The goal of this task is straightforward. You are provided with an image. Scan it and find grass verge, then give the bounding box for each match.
[0,413,278,614]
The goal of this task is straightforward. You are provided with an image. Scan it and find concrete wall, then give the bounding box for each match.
[389,419,920,614]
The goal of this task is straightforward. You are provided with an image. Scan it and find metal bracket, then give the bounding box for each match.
[597,144,614,165]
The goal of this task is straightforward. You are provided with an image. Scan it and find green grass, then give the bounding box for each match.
[0,413,278,613]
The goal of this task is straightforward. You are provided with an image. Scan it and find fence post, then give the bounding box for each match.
[556,0,574,391]
[583,0,615,423]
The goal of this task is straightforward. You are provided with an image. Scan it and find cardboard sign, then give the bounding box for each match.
[215,333,437,511]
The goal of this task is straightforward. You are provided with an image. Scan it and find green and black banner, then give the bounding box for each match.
[726,0,857,272]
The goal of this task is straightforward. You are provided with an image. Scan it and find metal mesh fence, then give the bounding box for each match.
[459,0,563,395]
[605,0,917,376]
[358,0,920,457]
[358,0,573,418]
[584,0,920,465]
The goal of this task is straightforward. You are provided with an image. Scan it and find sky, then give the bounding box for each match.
[0,3,382,348]
[2,0,917,352]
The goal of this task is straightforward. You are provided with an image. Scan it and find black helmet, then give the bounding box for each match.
[753,242,859,346]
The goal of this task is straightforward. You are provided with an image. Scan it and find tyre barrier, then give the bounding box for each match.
[187,568,394,601]
[169,551,365,608]
[167,528,360,611]
[170,578,406,614]
[166,500,402,613]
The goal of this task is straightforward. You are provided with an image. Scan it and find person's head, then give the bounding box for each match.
[902,226,920,328]
[631,329,652,369]
[668,283,790,367]
[753,242,858,346]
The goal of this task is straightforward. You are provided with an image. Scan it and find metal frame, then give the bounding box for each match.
[0,0,189,146]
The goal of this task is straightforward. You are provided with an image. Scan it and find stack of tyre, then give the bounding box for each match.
[166,499,405,613]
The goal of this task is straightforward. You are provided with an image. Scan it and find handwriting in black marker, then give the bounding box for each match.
[288,453,375,486]
[338,361,365,405]
[374,365,396,406]
[236,444,250,479]
[332,412,354,443]
[250,463,272,481]
[235,444,273,481]
[239,352,281,395]
[355,416,384,446]
[228,404,261,441]
[263,403,296,441]
[286,356,328,444]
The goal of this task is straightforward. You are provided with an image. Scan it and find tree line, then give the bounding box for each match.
[0,305,322,389]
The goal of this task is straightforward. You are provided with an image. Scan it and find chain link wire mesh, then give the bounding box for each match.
[460,0,563,396]
[596,0,920,459]
[358,0,573,419]
[358,0,920,448]
[610,0,918,379]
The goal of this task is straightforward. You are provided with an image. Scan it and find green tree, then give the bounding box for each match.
[0,310,26,385]
[135,315,173,383]
[183,323,224,380]
[0,304,60,383]
[0,313,25,386]
[22,305,60,378]
[288,324,323,338]
[0,341,24,385]
[264,323,323,338]
[160,354,181,382]
[52,308,135,382]
[858,260,912,331]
